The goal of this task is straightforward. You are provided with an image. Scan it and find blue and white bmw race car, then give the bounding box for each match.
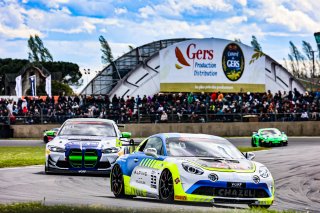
[45,118,131,174]
[111,133,274,208]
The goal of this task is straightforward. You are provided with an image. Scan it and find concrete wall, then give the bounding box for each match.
[10,122,320,138]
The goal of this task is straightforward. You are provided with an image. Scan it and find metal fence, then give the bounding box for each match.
[1,111,319,125]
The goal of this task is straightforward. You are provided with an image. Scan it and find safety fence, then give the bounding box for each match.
[0,112,319,125]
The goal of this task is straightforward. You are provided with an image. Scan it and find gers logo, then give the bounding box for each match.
[222,43,244,81]
[175,43,214,69]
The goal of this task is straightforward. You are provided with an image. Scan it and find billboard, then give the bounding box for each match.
[159,38,265,93]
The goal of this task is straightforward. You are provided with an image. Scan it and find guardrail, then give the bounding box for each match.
[1,112,319,125]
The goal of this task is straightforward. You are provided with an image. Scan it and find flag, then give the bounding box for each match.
[15,75,22,97]
[45,75,52,97]
[29,75,37,96]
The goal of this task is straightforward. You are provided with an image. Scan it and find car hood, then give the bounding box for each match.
[182,157,255,172]
[49,135,117,148]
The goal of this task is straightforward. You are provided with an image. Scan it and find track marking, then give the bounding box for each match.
[0,165,42,171]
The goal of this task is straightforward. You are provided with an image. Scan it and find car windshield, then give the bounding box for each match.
[260,129,280,135]
[166,137,245,159]
[59,122,117,137]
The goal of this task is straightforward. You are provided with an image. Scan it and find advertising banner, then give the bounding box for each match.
[45,75,52,97]
[29,75,37,96]
[15,75,22,97]
[159,38,265,93]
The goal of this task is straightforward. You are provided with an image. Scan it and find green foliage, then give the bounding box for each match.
[28,35,53,63]
[42,61,81,85]
[249,50,265,65]
[0,59,81,86]
[99,35,114,65]
[0,58,29,75]
[0,146,45,168]
[52,80,74,95]
[251,35,262,52]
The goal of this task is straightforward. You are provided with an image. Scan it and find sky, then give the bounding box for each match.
[0,0,320,88]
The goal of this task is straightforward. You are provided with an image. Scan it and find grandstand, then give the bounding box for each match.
[81,38,305,97]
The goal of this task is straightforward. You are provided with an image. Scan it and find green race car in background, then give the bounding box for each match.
[251,128,288,147]
[43,128,60,143]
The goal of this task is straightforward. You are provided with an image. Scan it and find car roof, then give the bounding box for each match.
[152,133,229,142]
[259,128,280,131]
[63,118,116,124]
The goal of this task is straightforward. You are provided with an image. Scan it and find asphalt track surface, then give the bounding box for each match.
[0,137,320,212]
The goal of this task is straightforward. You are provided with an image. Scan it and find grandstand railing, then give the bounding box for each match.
[1,112,318,125]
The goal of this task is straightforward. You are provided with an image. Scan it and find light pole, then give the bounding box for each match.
[84,68,90,85]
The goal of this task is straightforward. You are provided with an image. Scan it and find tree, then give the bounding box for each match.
[28,35,53,63]
[128,45,135,51]
[99,35,114,65]
[234,38,242,43]
[251,35,262,51]
[288,41,305,77]
[302,41,315,78]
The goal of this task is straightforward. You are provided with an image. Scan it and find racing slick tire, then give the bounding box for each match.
[111,164,127,198]
[159,169,174,203]
[44,162,51,174]
[44,136,48,143]
[251,138,257,147]
[248,204,271,209]
[283,141,288,146]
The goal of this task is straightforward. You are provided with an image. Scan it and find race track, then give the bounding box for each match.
[0,137,320,212]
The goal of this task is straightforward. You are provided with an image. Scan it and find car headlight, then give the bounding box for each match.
[102,147,120,154]
[182,162,204,175]
[259,166,270,178]
[48,145,65,153]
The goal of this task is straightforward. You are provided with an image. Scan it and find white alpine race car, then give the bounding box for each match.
[111,133,274,208]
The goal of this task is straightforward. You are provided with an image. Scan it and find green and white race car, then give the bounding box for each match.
[251,128,288,147]
[43,128,60,143]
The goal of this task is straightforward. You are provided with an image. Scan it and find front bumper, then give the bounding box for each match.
[174,193,274,205]
[46,149,118,174]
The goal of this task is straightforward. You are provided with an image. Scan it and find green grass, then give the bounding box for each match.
[238,147,270,152]
[0,146,45,168]
[0,146,270,168]
[0,202,297,213]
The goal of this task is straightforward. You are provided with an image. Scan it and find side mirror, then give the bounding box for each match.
[281,132,285,134]
[244,152,255,160]
[144,148,158,159]
[121,132,131,138]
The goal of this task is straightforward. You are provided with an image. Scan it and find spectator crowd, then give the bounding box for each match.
[1,88,320,124]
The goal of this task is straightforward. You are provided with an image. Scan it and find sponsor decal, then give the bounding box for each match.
[78,170,87,173]
[136,179,146,184]
[217,188,256,198]
[151,175,157,189]
[208,173,218,182]
[222,43,244,81]
[175,195,187,201]
[174,178,180,184]
[227,182,245,188]
[134,170,147,176]
[174,43,217,77]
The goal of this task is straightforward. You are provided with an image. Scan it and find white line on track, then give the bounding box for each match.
[0,165,42,171]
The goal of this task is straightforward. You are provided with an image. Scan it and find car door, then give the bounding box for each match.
[129,137,165,196]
